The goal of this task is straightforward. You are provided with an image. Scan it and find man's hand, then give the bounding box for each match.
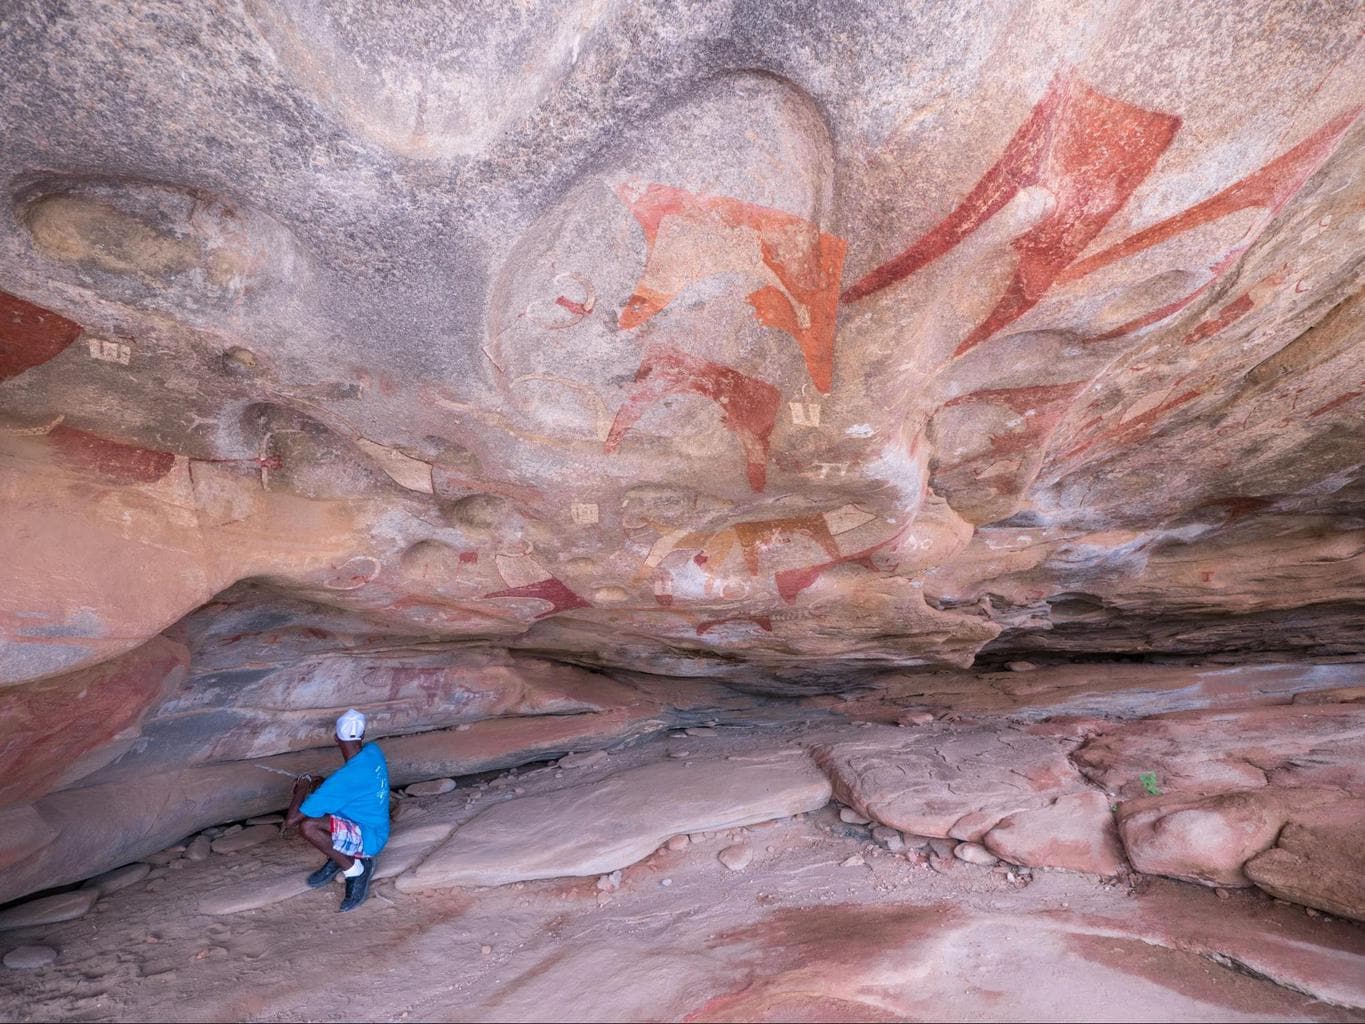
[284,773,321,831]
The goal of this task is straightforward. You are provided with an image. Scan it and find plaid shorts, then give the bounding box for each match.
[329,814,365,858]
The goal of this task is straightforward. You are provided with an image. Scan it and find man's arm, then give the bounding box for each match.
[283,773,322,829]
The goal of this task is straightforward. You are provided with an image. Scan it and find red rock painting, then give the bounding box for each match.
[1060,107,1362,283]
[0,637,188,807]
[616,182,846,392]
[1062,108,1359,342]
[1084,251,1244,344]
[938,381,1089,462]
[842,73,1181,359]
[1308,389,1364,418]
[0,289,82,382]
[1061,387,1201,460]
[482,576,592,620]
[696,615,773,636]
[1182,292,1256,346]
[48,425,176,485]
[604,346,781,492]
[774,526,910,603]
[731,514,843,575]
[844,71,1359,359]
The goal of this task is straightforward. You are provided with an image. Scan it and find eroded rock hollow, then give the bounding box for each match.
[1,0,1363,1018]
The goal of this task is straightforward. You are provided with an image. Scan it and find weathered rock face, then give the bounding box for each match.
[0,1,1363,916]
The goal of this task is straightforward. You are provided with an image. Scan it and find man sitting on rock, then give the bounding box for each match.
[284,708,390,912]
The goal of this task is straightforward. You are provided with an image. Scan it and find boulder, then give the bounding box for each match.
[812,724,1088,840]
[0,890,96,932]
[397,750,830,889]
[210,824,277,855]
[404,778,456,798]
[198,873,314,916]
[984,790,1124,875]
[1245,806,1365,923]
[1073,704,1365,799]
[1115,787,1350,887]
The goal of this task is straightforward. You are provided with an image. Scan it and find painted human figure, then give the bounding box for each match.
[284,708,390,912]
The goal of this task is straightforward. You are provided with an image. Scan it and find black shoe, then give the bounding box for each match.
[307,860,342,888]
[339,858,373,912]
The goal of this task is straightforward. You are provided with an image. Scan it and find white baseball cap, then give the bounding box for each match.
[336,708,366,741]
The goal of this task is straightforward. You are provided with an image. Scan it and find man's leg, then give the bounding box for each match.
[299,816,355,871]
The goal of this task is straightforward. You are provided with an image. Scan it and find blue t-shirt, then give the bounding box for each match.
[300,743,390,855]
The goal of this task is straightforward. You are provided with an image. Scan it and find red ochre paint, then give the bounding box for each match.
[482,576,592,620]
[696,615,773,637]
[1062,388,1201,460]
[842,73,1180,360]
[605,346,780,492]
[616,182,846,393]
[48,425,176,485]
[1308,389,1364,418]
[0,289,83,382]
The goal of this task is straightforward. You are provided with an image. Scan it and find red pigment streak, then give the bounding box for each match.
[458,550,479,564]
[482,576,591,620]
[0,289,83,382]
[1062,388,1201,460]
[939,381,1088,463]
[842,73,1180,358]
[48,425,176,485]
[1197,496,1270,522]
[1080,245,1244,344]
[696,615,773,637]
[654,593,675,607]
[773,525,909,604]
[604,346,780,492]
[1308,389,1364,418]
[943,380,1088,414]
[1061,107,1361,283]
[616,182,847,392]
[1182,291,1256,346]
[554,295,589,317]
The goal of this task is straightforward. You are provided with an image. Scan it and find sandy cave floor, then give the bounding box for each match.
[2,723,1363,1024]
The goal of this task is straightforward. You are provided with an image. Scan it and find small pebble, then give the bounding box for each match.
[184,836,212,862]
[405,778,456,798]
[665,835,689,851]
[480,945,492,956]
[953,842,999,866]
[840,854,865,868]
[896,711,935,727]
[838,807,872,825]
[718,844,753,871]
[660,878,673,887]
